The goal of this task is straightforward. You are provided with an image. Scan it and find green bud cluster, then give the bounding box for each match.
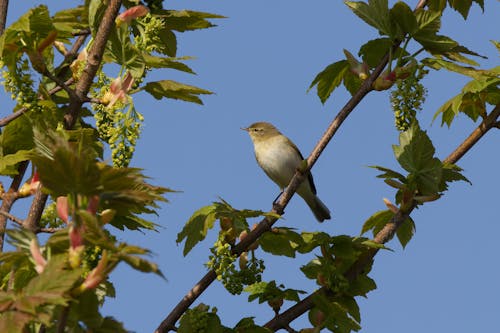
[82,245,103,275]
[40,201,66,229]
[134,14,169,55]
[0,58,41,113]
[390,65,428,131]
[206,236,265,295]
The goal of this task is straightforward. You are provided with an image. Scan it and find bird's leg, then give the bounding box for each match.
[272,189,285,214]
[272,189,284,205]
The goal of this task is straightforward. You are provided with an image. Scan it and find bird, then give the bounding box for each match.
[242,122,331,222]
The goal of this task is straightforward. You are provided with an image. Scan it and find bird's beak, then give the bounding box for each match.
[241,127,249,132]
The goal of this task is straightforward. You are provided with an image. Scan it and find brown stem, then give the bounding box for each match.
[56,306,70,333]
[64,0,122,129]
[0,0,8,35]
[0,210,24,225]
[0,161,28,251]
[23,190,48,233]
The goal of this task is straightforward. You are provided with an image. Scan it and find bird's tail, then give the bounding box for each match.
[305,195,331,222]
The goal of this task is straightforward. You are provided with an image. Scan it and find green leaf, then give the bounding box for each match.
[361,210,394,236]
[259,228,303,258]
[440,163,471,191]
[296,231,331,253]
[390,2,417,35]
[104,25,146,78]
[414,9,442,36]
[448,0,482,19]
[392,125,442,195]
[234,318,272,333]
[32,128,101,196]
[157,10,225,32]
[22,255,83,311]
[422,58,496,80]
[1,116,34,156]
[309,60,349,104]
[342,70,363,96]
[244,281,305,303]
[118,250,164,278]
[396,217,415,248]
[176,205,217,256]
[0,150,32,175]
[345,0,397,38]
[141,80,213,104]
[369,165,407,183]
[142,54,195,74]
[359,38,392,68]
[52,6,88,38]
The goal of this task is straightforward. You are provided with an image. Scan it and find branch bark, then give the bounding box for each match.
[0,0,8,35]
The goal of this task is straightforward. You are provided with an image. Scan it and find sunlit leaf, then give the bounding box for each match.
[142,80,213,104]
[309,60,349,104]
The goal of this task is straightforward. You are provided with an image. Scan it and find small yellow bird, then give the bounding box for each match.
[243,122,331,222]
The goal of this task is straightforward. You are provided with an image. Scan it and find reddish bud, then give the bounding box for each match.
[383,198,399,213]
[106,72,135,107]
[56,196,69,223]
[69,225,84,249]
[100,209,116,224]
[344,49,369,80]
[116,5,149,25]
[239,252,248,270]
[30,238,47,274]
[372,70,396,91]
[81,250,108,290]
[87,195,100,215]
[30,172,41,194]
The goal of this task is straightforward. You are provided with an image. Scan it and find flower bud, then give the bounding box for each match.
[30,238,47,274]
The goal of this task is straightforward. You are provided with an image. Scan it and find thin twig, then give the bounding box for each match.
[0,210,24,225]
[0,0,8,35]
[0,161,28,251]
[56,306,70,333]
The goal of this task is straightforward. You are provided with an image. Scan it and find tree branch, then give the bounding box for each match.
[264,103,500,331]
[0,210,24,226]
[64,0,122,129]
[0,0,8,35]
[0,161,28,251]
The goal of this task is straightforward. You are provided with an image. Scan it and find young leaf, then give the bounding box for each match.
[156,10,225,32]
[176,205,217,256]
[344,0,397,38]
[392,125,443,195]
[361,210,394,236]
[259,228,303,258]
[390,1,417,35]
[309,60,349,104]
[395,217,416,249]
[0,150,33,175]
[141,80,213,104]
[244,280,305,303]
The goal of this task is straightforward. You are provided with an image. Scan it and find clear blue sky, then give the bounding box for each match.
[2,1,500,332]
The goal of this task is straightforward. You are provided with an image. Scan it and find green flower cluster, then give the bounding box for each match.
[92,72,143,168]
[207,236,265,295]
[390,65,428,131]
[0,58,40,112]
[135,14,169,55]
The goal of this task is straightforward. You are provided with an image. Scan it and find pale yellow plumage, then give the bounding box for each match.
[243,122,331,222]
